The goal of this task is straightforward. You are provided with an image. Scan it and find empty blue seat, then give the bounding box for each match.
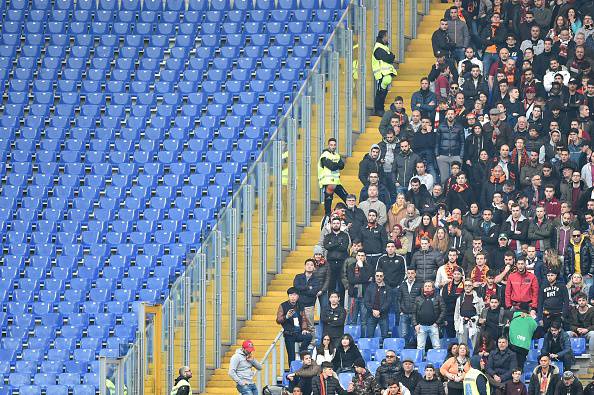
[399,349,423,363]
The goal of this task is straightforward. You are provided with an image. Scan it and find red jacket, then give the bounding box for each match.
[538,198,561,220]
[505,270,539,309]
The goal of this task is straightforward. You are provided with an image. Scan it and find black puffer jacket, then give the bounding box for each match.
[398,279,423,314]
[412,293,446,326]
[312,374,349,395]
[413,377,446,395]
[375,358,402,389]
[359,146,382,185]
[410,248,442,283]
[436,122,464,157]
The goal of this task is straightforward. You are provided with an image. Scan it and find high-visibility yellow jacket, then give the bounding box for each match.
[170,378,191,395]
[317,150,343,188]
[463,369,490,395]
[371,42,397,81]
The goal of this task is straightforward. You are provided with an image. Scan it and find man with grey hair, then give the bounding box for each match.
[171,366,192,395]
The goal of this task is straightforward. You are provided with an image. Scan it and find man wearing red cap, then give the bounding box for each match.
[229,340,262,395]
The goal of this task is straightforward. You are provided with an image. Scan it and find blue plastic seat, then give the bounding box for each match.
[399,349,423,363]
[426,348,448,367]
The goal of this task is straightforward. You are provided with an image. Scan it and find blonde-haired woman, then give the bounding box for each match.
[387,193,407,232]
[431,227,449,262]
[567,273,590,306]
[440,343,470,395]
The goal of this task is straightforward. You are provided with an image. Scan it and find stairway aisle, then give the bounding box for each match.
[200,3,449,394]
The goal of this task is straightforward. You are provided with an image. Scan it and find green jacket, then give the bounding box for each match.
[508,311,537,351]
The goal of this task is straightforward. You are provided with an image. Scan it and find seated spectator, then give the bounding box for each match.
[312,335,336,366]
[440,343,471,395]
[486,337,517,392]
[287,352,320,395]
[382,379,412,395]
[503,369,527,395]
[527,354,560,395]
[540,321,574,370]
[413,364,444,395]
[350,358,379,394]
[332,334,362,373]
[396,359,422,393]
[567,292,594,355]
[567,272,591,307]
[312,362,350,395]
[554,371,584,395]
[375,350,402,390]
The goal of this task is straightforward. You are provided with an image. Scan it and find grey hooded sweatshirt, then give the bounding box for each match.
[228,348,262,385]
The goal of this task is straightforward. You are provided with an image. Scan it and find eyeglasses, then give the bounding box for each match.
[573,234,582,237]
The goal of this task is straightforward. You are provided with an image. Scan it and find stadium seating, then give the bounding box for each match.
[0,0,346,390]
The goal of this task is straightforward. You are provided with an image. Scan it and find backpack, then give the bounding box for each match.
[584,381,594,395]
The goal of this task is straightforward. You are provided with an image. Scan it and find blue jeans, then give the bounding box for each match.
[237,383,258,395]
[366,311,389,339]
[482,53,499,81]
[454,47,465,61]
[417,324,441,350]
[399,313,414,345]
[347,296,367,337]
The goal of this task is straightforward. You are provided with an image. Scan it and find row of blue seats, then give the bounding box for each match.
[0,384,94,394]
[2,19,337,35]
[0,356,98,374]
[5,7,341,24]
[2,0,344,12]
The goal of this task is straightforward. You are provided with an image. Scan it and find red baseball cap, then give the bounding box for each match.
[242,340,255,352]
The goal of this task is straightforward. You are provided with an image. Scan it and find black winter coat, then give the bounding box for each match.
[321,304,346,339]
[398,279,423,314]
[447,186,475,214]
[293,273,321,307]
[563,236,593,278]
[358,153,382,185]
[413,378,446,395]
[436,122,465,157]
[412,293,446,326]
[486,348,517,382]
[312,374,350,395]
[323,231,351,262]
[375,358,402,389]
[410,248,442,283]
[332,346,363,372]
[364,283,391,316]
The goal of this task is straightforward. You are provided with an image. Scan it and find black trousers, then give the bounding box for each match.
[323,184,349,216]
[374,79,389,115]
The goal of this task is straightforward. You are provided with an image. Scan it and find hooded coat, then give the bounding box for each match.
[358,144,383,185]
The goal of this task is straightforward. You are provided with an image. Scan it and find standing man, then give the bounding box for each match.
[398,268,422,345]
[228,341,262,395]
[323,217,351,296]
[505,258,539,312]
[377,240,407,316]
[275,287,313,363]
[372,30,397,116]
[320,292,347,346]
[413,281,444,350]
[364,270,391,339]
[537,269,569,331]
[318,138,348,225]
[293,259,321,342]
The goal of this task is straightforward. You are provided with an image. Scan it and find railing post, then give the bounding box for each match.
[214,230,222,367]
[167,298,174,392]
[99,357,107,395]
[302,95,312,226]
[315,72,325,158]
[384,0,391,47]
[398,0,405,62]
[184,274,191,367]
[423,0,429,15]
[272,140,282,273]
[229,207,238,343]
[137,303,145,395]
[198,254,207,392]
[288,118,298,248]
[331,50,340,143]
[243,185,253,319]
[257,162,268,294]
[411,0,418,38]
[360,3,367,133]
[345,28,353,156]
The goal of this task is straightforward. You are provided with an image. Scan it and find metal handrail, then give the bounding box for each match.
[255,330,286,392]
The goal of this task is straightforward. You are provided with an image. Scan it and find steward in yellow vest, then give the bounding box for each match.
[463,368,490,395]
[171,366,192,395]
[372,30,397,116]
[317,138,349,223]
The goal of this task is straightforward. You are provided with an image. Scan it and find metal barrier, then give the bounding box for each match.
[99,0,432,392]
[255,331,286,392]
